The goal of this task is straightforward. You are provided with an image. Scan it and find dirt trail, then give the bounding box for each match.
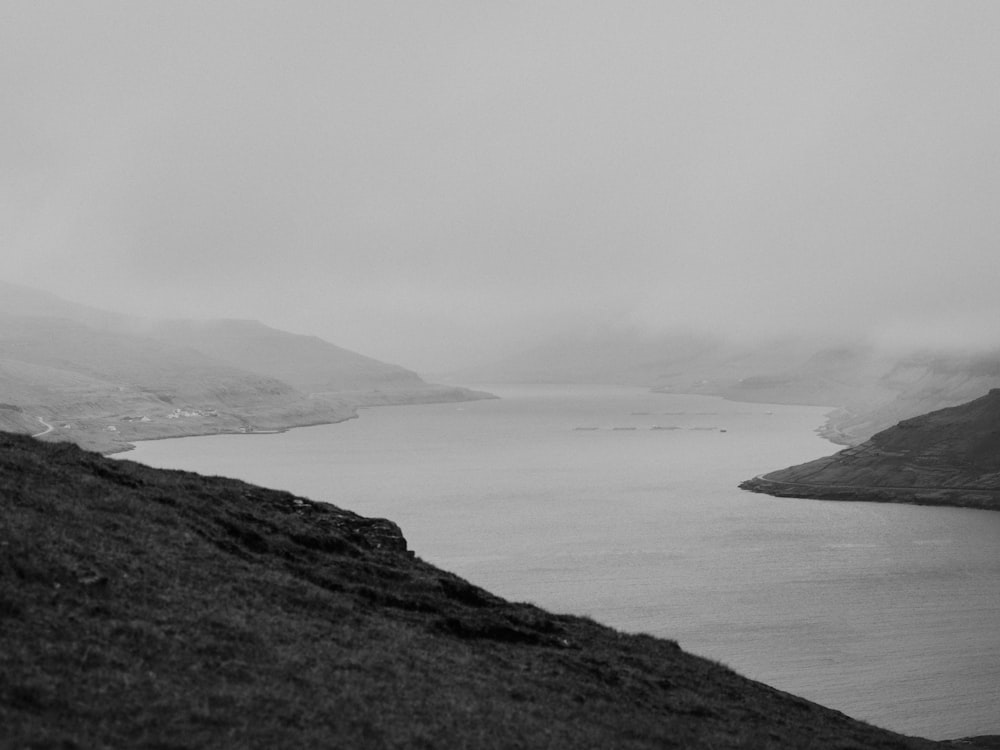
[31,416,54,437]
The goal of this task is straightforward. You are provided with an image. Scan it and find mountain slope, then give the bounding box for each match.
[0,279,129,329]
[142,318,489,406]
[0,432,955,749]
[820,351,1000,444]
[0,312,351,452]
[0,281,490,451]
[146,318,424,392]
[740,389,1000,511]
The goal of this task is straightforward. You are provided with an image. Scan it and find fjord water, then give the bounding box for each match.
[127,385,1000,739]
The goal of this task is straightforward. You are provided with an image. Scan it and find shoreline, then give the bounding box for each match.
[116,385,495,454]
[30,384,496,456]
[737,389,1000,513]
[105,412,361,455]
[107,385,997,516]
[740,472,1000,513]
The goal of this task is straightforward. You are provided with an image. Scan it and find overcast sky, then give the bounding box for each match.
[3,2,999,372]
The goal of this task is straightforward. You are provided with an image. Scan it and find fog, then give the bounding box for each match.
[3,2,999,372]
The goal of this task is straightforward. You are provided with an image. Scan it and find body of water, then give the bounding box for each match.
[125,384,1000,740]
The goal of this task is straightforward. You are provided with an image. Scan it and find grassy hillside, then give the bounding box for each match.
[0,403,38,435]
[144,318,425,391]
[0,432,970,749]
[741,389,1000,511]
[143,318,491,409]
[0,281,491,452]
[0,313,352,453]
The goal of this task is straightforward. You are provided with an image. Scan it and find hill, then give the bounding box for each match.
[740,389,1000,511]
[0,281,490,452]
[2,431,983,749]
[0,311,353,453]
[141,317,485,407]
[145,318,424,392]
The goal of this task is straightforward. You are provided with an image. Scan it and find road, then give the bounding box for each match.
[32,416,55,438]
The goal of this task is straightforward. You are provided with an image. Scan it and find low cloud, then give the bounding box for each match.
[3,2,999,372]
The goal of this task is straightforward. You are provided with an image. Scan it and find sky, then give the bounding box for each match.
[2,2,999,373]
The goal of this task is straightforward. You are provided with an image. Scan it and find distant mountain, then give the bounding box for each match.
[741,389,1000,511]
[460,323,1000,445]
[0,281,490,452]
[819,350,1000,444]
[0,310,353,452]
[143,318,424,393]
[456,325,834,390]
[0,431,955,748]
[0,279,129,328]
[716,344,897,407]
[729,346,1000,445]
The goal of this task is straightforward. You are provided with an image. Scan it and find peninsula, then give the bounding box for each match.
[740,389,1000,511]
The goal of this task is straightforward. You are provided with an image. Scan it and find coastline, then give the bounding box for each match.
[737,389,1000,512]
[94,384,496,455]
[740,469,1000,512]
[105,411,361,456]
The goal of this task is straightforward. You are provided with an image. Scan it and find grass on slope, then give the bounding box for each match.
[0,433,942,749]
[741,389,1000,511]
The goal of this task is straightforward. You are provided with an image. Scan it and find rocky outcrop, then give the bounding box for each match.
[741,390,1000,511]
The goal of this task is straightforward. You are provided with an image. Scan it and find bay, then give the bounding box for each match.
[125,384,1000,740]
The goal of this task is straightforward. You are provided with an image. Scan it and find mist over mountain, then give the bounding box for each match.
[142,318,423,393]
[456,322,1000,445]
[5,4,1000,375]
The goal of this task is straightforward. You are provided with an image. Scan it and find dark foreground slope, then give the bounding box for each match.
[0,434,962,749]
[741,390,1000,511]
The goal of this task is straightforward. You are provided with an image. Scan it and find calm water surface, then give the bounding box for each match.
[126,385,1000,739]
